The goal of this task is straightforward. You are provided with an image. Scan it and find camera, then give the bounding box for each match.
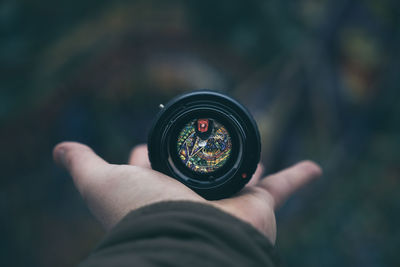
[148,90,261,200]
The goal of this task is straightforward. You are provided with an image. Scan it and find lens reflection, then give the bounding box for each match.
[176,118,232,173]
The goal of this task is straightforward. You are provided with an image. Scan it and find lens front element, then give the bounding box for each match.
[177,118,232,173]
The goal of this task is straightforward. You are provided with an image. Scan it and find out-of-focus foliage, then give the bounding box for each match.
[1,0,399,266]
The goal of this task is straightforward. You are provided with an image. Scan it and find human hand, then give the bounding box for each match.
[53,142,321,244]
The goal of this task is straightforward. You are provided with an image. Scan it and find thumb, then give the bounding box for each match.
[53,142,110,194]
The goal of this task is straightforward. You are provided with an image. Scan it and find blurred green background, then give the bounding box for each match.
[1,0,399,266]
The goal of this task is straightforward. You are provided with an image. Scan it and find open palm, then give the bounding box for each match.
[53,142,321,244]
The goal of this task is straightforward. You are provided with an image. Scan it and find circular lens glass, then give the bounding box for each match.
[176,118,232,173]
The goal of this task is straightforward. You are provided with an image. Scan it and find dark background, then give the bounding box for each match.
[1,1,399,266]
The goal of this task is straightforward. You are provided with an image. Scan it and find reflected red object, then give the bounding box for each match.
[198,119,209,132]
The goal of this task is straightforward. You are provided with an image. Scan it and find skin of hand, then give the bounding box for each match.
[53,142,322,244]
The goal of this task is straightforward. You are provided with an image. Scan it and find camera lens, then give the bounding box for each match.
[148,90,260,200]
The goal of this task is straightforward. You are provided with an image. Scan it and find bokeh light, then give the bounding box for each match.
[1,1,399,266]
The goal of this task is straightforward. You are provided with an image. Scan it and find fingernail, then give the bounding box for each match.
[54,147,67,167]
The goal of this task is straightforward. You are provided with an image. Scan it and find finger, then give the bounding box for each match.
[246,163,264,187]
[53,142,110,193]
[129,144,151,168]
[257,160,322,209]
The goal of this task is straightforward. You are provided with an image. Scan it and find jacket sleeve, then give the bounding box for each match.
[79,201,280,267]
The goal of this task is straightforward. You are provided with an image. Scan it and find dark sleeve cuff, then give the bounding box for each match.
[80,201,280,267]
